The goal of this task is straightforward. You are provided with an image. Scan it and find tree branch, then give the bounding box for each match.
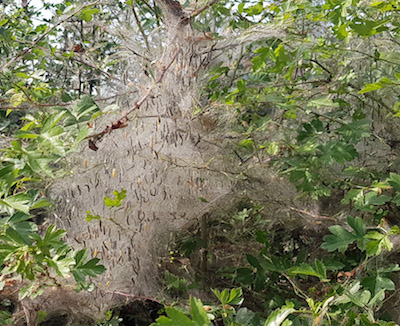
[86,48,181,150]
[0,1,100,73]
[188,0,219,19]
[0,90,138,111]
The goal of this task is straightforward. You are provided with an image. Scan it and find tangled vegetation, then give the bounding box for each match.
[1,0,400,325]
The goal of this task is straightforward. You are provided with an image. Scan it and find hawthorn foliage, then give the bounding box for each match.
[1,0,400,325]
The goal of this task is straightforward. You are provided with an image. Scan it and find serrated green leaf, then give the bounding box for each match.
[366,240,381,256]
[387,173,400,191]
[0,193,31,214]
[235,308,256,326]
[347,216,366,237]
[74,248,89,267]
[153,306,195,326]
[314,259,327,280]
[190,297,210,326]
[104,189,126,207]
[85,211,100,222]
[321,225,357,253]
[362,274,395,296]
[227,287,243,305]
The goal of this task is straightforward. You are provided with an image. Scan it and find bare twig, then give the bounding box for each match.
[130,3,151,52]
[188,0,219,19]
[86,48,181,150]
[290,206,336,221]
[0,1,100,73]
[104,290,161,303]
[22,303,33,326]
[69,57,114,79]
[310,59,332,82]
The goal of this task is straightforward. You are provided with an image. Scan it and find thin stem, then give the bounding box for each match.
[86,48,181,146]
[130,3,151,52]
[188,0,219,19]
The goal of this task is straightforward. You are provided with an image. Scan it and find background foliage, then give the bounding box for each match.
[1,0,400,325]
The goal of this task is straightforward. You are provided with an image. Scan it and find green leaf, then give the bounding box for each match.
[361,274,395,296]
[247,254,260,268]
[266,142,279,155]
[153,307,195,326]
[235,308,256,326]
[264,302,296,326]
[5,216,37,245]
[227,287,243,305]
[314,259,327,280]
[30,198,52,210]
[61,93,72,102]
[237,79,246,93]
[347,216,366,237]
[287,260,328,281]
[41,111,65,133]
[235,268,253,284]
[287,263,318,278]
[295,248,308,265]
[238,139,255,150]
[212,288,229,305]
[387,173,400,191]
[72,257,106,284]
[309,98,340,108]
[254,270,266,291]
[0,193,31,214]
[50,256,75,277]
[190,297,210,326]
[85,211,101,222]
[366,240,382,256]
[336,119,371,143]
[104,189,126,207]
[5,226,27,245]
[39,225,67,247]
[79,7,99,22]
[256,231,267,244]
[321,225,358,253]
[36,310,48,324]
[363,192,391,207]
[74,248,89,267]
[359,77,397,93]
[15,72,29,79]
